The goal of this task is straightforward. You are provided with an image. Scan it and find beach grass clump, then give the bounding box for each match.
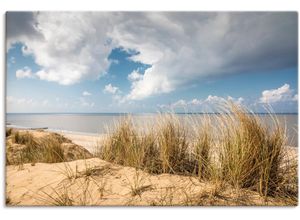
[6,128,13,137]
[140,131,161,173]
[10,131,65,164]
[191,116,214,180]
[97,102,295,201]
[13,131,36,145]
[20,135,65,164]
[38,136,65,163]
[98,114,201,175]
[218,103,285,197]
[156,114,191,174]
[99,117,144,168]
[99,117,164,172]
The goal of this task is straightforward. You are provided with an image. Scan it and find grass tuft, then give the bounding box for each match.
[9,131,65,164]
[97,102,296,201]
[218,103,285,197]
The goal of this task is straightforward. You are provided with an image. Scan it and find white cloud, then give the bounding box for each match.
[128,70,143,81]
[82,91,92,96]
[227,96,244,105]
[7,12,297,99]
[203,95,244,106]
[162,95,244,110]
[16,66,34,79]
[205,95,225,103]
[111,13,297,100]
[171,99,187,108]
[8,12,113,85]
[259,84,297,103]
[103,83,120,94]
[190,98,202,105]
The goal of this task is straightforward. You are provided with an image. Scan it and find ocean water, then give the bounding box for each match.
[6,113,298,147]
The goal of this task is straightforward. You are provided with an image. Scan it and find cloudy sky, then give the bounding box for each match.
[6,12,298,113]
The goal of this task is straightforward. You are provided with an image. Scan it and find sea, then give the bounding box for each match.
[6,113,298,147]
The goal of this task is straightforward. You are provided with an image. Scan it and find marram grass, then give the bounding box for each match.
[97,102,297,201]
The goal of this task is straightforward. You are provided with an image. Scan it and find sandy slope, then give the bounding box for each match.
[6,129,297,206]
[6,158,285,206]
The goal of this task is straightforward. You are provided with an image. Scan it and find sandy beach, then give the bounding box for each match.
[56,131,105,154]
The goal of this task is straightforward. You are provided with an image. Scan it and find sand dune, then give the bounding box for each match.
[6,158,285,206]
[5,128,297,206]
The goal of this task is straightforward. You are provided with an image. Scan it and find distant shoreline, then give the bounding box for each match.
[6,124,101,137]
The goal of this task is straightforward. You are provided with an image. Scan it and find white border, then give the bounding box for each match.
[0,1,299,220]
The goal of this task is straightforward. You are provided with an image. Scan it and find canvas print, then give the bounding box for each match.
[5,12,298,206]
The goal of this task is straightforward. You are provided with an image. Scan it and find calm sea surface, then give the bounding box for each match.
[6,113,298,147]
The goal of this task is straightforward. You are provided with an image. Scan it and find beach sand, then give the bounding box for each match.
[5,128,298,206]
[56,131,105,154]
[7,157,286,206]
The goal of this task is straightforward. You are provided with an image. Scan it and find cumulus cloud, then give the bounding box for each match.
[16,66,34,79]
[6,12,43,49]
[259,84,297,103]
[171,99,187,108]
[227,96,244,105]
[82,91,92,96]
[7,12,297,98]
[128,70,143,82]
[190,98,202,105]
[103,83,120,94]
[205,95,225,103]
[161,95,244,111]
[204,95,244,105]
[7,12,113,85]
[112,12,297,100]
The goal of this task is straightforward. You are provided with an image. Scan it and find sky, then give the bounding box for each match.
[6,12,298,113]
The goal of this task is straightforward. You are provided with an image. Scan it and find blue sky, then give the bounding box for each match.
[6,12,298,113]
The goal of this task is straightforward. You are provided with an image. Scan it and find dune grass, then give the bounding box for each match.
[6,128,13,137]
[156,114,191,174]
[218,104,286,197]
[98,115,197,175]
[10,131,65,164]
[99,118,143,168]
[97,102,297,201]
[5,103,297,205]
